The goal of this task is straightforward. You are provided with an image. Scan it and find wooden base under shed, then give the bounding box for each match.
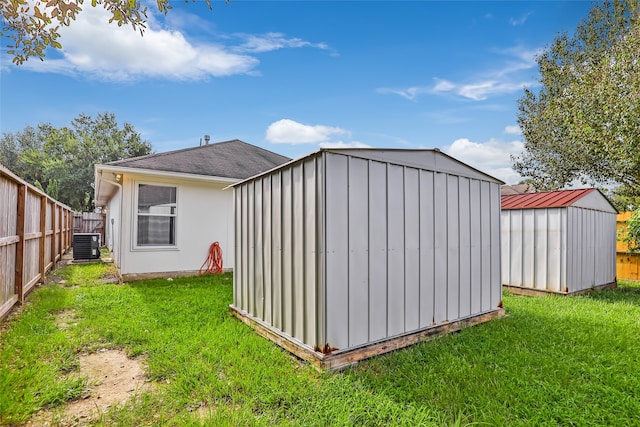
[503,281,617,297]
[229,306,506,371]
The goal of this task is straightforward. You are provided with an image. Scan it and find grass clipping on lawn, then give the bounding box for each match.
[1,260,640,426]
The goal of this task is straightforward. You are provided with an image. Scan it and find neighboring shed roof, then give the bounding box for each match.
[501,189,617,213]
[106,139,291,180]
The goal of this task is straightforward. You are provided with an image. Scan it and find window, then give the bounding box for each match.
[136,184,177,246]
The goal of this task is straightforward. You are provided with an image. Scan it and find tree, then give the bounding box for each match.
[0,112,152,211]
[621,210,640,252]
[513,0,640,206]
[0,0,223,65]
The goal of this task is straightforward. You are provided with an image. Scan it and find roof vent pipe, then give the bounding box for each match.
[204,134,210,145]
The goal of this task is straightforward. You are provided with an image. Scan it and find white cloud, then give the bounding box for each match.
[319,141,371,149]
[504,125,522,135]
[378,45,539,101]
[443,137,524,184]
[266,119,349,144]
[456,80,534,101]
[376,86,429,101]
[15,6,328,81]
[236,32,329,53]
[510,12,532,26]
[433,79,456,92]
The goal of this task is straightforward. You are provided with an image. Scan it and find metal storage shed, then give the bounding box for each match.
[501,189,618,295]
[231,148,505,369]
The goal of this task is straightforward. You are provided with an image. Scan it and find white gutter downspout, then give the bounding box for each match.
[99,171,124,272]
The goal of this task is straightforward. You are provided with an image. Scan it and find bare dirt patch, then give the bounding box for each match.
[26,349,153,426]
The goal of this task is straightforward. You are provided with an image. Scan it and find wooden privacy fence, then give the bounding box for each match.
[73,212,106,243]
[617,212,640,282]
[1,164,73,320]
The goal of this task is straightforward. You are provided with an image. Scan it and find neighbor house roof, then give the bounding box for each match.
[106,139,291,180]
[501,188,617,213]
[500,183,536,196]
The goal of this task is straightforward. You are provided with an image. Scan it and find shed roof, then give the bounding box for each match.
[105,139,291,180]
[501,188,617,213]
[232,148,504,187]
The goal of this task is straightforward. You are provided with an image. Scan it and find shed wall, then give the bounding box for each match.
[324,153,502,350]
[501,206,616,292]
[565,207,616,291]
[233,156,323,347]
[501,208,567,292]
[233,150,503,353]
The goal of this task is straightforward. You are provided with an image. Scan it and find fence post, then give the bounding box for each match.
[15,184,26,303]
[68,210,73,251]
[56,205,62,260]
[51,203,57,263]
[39,195,47,282]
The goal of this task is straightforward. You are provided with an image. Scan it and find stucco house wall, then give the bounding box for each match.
[95,140,290,281]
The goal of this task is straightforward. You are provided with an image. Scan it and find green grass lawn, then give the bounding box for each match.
[1,262,639,426]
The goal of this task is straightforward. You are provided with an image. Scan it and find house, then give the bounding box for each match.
[501,189,618,295]
[230,148,505,369]
[94,139,290,281]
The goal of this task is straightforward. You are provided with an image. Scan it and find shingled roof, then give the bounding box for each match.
[106,139,291,180]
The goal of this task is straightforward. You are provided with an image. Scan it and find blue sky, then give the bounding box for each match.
[1,1,593,184]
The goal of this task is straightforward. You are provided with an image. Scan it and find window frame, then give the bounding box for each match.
[132,181,179,250]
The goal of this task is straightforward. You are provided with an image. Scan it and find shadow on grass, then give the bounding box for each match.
[587,281,640,306]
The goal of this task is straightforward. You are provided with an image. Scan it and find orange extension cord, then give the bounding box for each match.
[199,242,223,275]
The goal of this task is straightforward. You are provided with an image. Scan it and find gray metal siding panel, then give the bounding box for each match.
[458,177,471,319]
[292,164,305,340]
[489,183,502,308]
[241,184,250,310]
[501,210,510,287]
[404,167,420,331]
[546,208,563,292]
[271,172,283,330]
[480,181,492,311]
[234,187,242,307]
[469,179,482,315]
[509,210,523,287]
[387,164,405,336]
[447,175,460,321]
[282,168,293,335]
[568,207,580,291]
[304,159,318,345]
[368,160,388,341]
[316,155,326,347]
[533,210,548,290]
[254,180,264,319]
[325,154,350,349]
[434,173,448,323]
[419,170,435,327]
[248,182,256,315]
[348,157,370,346]
[522,210,535,287]
[263,176,273,325]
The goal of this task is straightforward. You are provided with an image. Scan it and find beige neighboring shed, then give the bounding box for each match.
[231,148,505,370]
[501,189,618,295]
[94,140,290,281]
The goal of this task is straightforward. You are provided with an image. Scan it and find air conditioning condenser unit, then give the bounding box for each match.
[73,233,101,260]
